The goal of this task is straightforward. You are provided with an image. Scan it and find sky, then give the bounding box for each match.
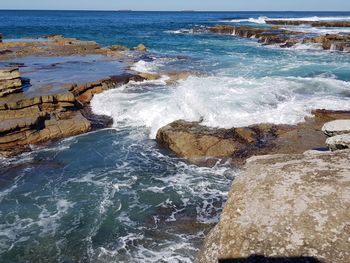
[0,0,350,11]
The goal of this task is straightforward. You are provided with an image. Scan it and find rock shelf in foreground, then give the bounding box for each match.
[157,115,350,262]
[196,149,350,263]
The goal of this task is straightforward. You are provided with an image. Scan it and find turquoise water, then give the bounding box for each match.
[1,11,350,262]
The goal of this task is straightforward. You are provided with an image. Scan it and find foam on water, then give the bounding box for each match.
[280,26,350,35]
[92,75,350,139]
[224,16,350,24]
[131,60,160,74]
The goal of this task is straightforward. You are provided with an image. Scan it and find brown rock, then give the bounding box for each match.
[156,120,288,165]
[303,35,350,51]
[207,25,304,47]
[109,45,129,51]
[138,72,161,81]
[0,68,22,97]
[133,43,147,52]
[267,20,350,28]
[156,110,350,166]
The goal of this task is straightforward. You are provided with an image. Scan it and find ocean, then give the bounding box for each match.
[0,10,350,262]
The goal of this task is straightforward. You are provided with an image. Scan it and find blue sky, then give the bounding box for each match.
[0,0,349,11]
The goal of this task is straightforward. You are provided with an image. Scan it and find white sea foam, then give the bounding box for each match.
[280,26,350,35]
[37,199,74,234]
[131,60,160,74]
[290,43,324,51]
[165,28,194,34]
[91,75,350,139]
[224,16,350,24]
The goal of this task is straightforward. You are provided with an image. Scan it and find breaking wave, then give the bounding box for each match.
[224,16,350,24]
[91,75,350,139]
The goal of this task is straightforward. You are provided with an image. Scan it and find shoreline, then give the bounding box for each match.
[0,15,349,262]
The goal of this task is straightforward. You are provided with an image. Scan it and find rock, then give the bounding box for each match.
[68,74,144,104]
[207,25,304,47]
[0,33,2,43]
[109,45,129,51]
[280,38,300,48]
[137,72,161,81]
[197,150,350,263]
[165,71,193,85]
[134,44,147,52]
[157,110,350,166]
[0,35,105,60]
[156,120,291,165]
[331,41,350,52]
[0,68,22,97]
[322,120,350,136]
[80,105,113,130]
[326,134,350,151]
[0,111,91,153]
[266,20,350,28]
[303,35,350,51]
[207,25,350,52]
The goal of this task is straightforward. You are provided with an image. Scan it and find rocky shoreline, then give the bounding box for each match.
[201,24,350,51]
[1,22,350,263]
[265,20,350,27]
[0,35,151,157]
[156,114,350,263]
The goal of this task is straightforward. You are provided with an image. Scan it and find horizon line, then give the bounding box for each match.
[1,9,350,12]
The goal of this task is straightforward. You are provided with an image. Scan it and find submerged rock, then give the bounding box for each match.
[197,150,350,263]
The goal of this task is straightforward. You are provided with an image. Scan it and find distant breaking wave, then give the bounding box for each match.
[223,16,350,24]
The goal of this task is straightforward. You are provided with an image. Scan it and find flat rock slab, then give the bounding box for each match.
[322,120,350,136]
[0,67,20,80]
[326,133,350,151]
[197,150,350,263]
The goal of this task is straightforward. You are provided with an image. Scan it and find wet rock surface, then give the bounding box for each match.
[205,25,350,52]
[197,149,350,263]
[0,34,195,157]
[266,20,350,27]
[0,35,150,157]
[156,110,350,166]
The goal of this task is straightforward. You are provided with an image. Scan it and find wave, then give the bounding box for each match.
[224,16,350,24]
[165,28,194,34]
[91,75,350,139]
[131,60,161,74]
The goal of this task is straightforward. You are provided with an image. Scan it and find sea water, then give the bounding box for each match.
[0,11,350,262]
